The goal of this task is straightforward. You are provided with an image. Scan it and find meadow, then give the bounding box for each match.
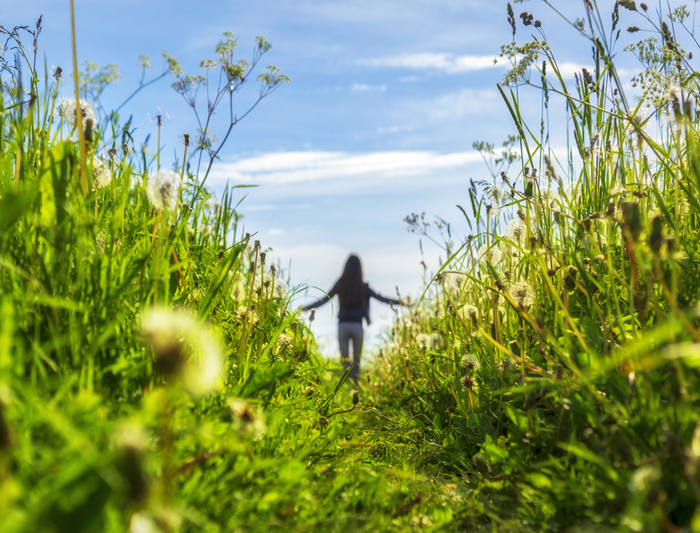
[2,1,700,531]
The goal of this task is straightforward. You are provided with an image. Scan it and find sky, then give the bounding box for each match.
[2,0,696,355]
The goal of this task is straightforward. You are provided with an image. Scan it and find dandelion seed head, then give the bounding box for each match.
[416,333,430,350]
[477,244,501,266]
[458,304,479,326]
[230,278,246,302]
[487,184,508,205]
[665,84,681,103]
[460,353,481,371]
[236,305,259,325]
[402,293,416,307]
[563,184,581,204]
[460,374,477,390]
[58,98,96,129]
[510,282,535,309]
[228,399,267,439]
[141,308,222,397]
[505,218,526,248]
[429,333,444,351]
[443,272,467,298]
[146,170,178,211]
[631,107,650,129]
[92,159,112,190]
[130,513,158,533]
[273,278,288,298]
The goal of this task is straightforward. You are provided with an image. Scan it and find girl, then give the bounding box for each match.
[303,254,402,381]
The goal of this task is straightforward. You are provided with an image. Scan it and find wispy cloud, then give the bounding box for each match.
[209,150,483,186]
[351,83,387,92]
[358,53,499,74]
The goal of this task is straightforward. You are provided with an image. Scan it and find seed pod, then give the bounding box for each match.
[621,201,642,241]
[649,215,663,255]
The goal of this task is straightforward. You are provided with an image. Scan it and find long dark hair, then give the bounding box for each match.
[331,254,366,307]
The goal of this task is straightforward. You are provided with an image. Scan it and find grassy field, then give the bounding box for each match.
[2,1,700,531]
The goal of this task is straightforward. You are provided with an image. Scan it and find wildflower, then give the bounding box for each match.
[92,159,112,190]
[416,333,430,350]
[629,465,660,493]
[460,354,481,371]
[610,185,627,198]
[540,189,560,209]
[505,218,526,248]
[146,170,179,211]
[58,98,96,130]
[510,282,535,309]
[200,58,218,70]
[477,244,501,266]
[487,184,508,205]
[141,308,223,397]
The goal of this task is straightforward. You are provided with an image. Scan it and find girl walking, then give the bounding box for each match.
[302,254,403,382]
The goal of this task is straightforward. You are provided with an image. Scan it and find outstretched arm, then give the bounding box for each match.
[302,287,336,311]
[367,286,400,306]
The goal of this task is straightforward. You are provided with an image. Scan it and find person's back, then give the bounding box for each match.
[302,254,401,381]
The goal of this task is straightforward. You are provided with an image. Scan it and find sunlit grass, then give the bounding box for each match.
[2,1,700,531]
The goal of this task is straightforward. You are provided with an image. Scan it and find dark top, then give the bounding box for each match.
[302,283,400,324]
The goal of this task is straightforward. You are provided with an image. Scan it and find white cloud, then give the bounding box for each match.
[359,52,499,73]
[351,83,387,92]
[209,150,483,186]
[535,61,636,80]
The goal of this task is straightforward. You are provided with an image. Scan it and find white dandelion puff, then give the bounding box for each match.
[477,244,501,266]
[487,184,508,205]
[146,170,179,211]
[443,272,467,298]
[58,98,97,130]
[92,159,112,190]
[562,184,581,204]
[273,277,288,298]
[141,308,223,397]
[510,282,536,309]
[416,333,430,351]
[458,304,479,326]
[505,218,527,248]
[429,333,444,351]
[460,353,481,371]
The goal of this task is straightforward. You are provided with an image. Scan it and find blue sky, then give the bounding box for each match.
[3,0,694,353]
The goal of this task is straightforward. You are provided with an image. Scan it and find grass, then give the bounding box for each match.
[2,1,700,532]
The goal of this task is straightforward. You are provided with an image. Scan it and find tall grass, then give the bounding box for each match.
[366,1,700,530]
[4,1,700,532]
[0,16,453,533]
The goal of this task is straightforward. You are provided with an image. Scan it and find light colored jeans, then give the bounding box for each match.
[338,321,364,380]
